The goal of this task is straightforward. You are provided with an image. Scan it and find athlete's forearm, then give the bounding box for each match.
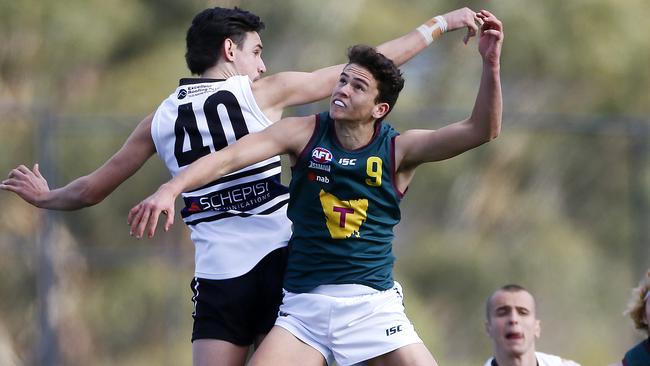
[35,177,101,210]
[467,62,502,142]
[40,114,156,210]
[467,11,503,142]
[376,31,428,67]
[379,8,479,66]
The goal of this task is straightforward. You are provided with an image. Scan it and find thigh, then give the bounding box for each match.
[366,343,438,366]
[192,339,249,366]
[249,326,326,366]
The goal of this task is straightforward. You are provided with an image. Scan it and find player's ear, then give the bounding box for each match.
[223,38,237,62]
[372,102,390,120]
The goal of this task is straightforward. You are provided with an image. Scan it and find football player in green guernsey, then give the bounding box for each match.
[128,9,503,366]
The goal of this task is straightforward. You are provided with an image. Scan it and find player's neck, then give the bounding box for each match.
[494,349,537,366]
[200,63,240,81]
[333,118,377,150]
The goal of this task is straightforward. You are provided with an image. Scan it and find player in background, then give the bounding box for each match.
[609,270,650,366]
[484,285,581,366]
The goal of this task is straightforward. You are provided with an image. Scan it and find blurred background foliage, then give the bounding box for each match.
[0,0,649,365]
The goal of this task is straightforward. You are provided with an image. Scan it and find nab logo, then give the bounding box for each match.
[385,325,403,336]
[316,175,330,184]
[177,89,187,99]
[311,147,333,164]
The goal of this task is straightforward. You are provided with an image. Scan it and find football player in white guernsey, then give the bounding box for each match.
[484,285,581,366]
[2,6,482,366]
[128,9,503,366]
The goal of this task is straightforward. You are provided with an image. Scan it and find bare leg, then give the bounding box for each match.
[366,343,438,366]
[193,339,249,366]
[248,326,326,366]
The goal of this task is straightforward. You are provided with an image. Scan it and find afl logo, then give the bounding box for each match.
[311,147,333,164]
[177,89,187,99]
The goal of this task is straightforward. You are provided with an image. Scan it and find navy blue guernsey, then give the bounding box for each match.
[285,112,403,293]
[623,338,650,366]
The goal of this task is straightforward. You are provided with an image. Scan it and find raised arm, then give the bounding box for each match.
[395,10,503,188]
[1,113,156,210]
[253,8,480,119]
[127,115,315,238]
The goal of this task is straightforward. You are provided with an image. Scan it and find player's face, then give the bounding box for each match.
[486,290,540,358]
[233,31,266,81]
[329,64,386,123]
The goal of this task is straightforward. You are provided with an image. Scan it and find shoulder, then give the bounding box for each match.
[482,357,494,366]
[226,74,251,86]
[536,352,581,366]
[379,121,400,137]
[250,72,288,110]
[624,338,650,358]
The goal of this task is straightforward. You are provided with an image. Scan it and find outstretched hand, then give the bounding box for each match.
[0,163,50,207]
[476,10,504,66]
[442,7,481,44]
[127,183,177,239]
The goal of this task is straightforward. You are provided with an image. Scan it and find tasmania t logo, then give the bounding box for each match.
[333,206,354,227]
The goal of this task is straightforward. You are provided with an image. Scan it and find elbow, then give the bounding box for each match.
[472,118,501,144]
[485,115,502,142]
[488,124,501,141]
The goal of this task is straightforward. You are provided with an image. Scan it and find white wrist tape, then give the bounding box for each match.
[416,15,448,45]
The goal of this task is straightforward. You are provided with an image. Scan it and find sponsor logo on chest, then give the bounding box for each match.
[309,147,333,172]
[338,158,356,166]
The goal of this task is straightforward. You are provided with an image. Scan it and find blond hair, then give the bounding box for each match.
[625,270,650,335]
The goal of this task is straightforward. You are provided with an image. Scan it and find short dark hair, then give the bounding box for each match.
[185,7,265,75]
[485,284,536,320]
[346,44,404,120]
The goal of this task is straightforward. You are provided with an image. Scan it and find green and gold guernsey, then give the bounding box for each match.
[285,112,404,293]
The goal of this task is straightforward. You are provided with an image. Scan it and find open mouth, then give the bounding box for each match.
[333,99,346,108]
[505,332,523,340]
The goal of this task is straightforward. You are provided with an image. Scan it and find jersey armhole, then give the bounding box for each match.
[292,113,323,169]
[239,76,274,127]
[150,106,164,157]
[391,135,407,199]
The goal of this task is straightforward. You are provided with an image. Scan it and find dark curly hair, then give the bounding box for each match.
[185,7,265,75]
[346,44,405,120]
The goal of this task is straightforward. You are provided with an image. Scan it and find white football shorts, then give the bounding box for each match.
[275,281,423,366]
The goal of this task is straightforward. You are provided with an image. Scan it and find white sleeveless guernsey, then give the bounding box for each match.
[151,75,291,279]
[483,352,581,366]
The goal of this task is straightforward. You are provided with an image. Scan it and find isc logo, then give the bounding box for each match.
[338,158,357,166]
[385,325,403,336]
[311,147,333,164]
